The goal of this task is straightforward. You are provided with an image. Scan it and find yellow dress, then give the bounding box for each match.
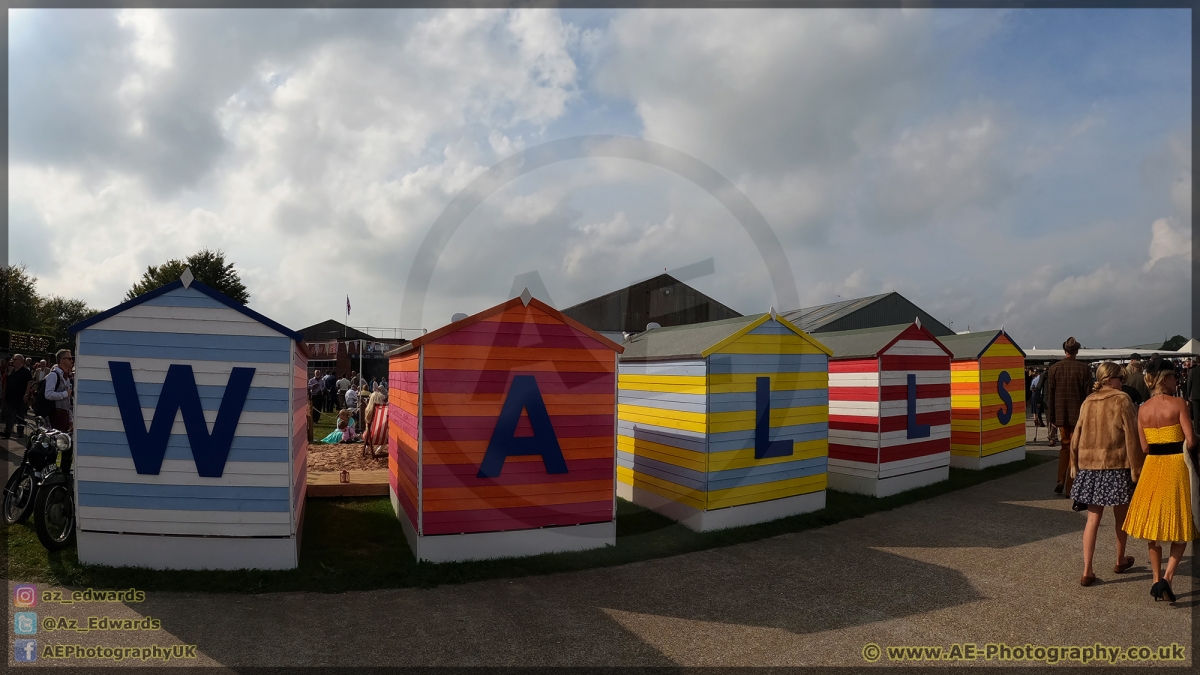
[1123,424,1199,542]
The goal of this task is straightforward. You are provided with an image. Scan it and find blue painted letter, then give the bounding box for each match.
[478,375,568,478]
[996,370,1013,425]
[755,376,793,459]
[906,373,931,439]
[109,361,255,477]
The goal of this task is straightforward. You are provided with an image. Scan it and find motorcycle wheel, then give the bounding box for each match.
[3,468,36,525]
[34,484,75,551]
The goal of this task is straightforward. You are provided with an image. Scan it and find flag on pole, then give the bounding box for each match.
[346,295,351,315]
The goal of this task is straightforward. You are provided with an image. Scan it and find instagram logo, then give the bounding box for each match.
[13,584,38,608]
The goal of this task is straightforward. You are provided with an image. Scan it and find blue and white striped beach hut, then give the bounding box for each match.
[68,271,308,570]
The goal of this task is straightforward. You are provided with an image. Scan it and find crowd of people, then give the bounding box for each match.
[1029,337,1198,602]
[307,369,389,457]
[1,350,75,437]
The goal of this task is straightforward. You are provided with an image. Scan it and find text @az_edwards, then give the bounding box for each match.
[861,642,1187,664]
[41,615,162,632]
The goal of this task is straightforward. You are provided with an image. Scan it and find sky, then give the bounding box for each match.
[6,8,1192,349]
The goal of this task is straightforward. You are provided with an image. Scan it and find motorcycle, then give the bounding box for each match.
[33,425,75,551]
[3,417,60,526]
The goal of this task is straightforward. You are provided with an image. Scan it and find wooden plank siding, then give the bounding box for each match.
[388,350,421,530]
[617,360,709,509]
[617,317,830,513]
[73,287,303,540]
[389,300,621,539]
[827,324,952,482]
[704,320,828,509]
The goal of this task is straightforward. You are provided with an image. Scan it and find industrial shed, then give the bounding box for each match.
[561,274,742,339]
[783,292,954,337]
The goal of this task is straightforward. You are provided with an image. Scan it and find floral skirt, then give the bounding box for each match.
[1070,469,1134,506]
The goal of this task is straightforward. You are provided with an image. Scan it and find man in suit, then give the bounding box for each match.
[1046,337,1092,497]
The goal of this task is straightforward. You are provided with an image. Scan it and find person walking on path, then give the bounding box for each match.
[1122,356,1198,603]
[1070,362,1143,586]
[1047,337,1092,496]
[2,354,32,439]
[1124,354,1151,404]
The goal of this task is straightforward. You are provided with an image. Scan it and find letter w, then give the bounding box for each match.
[109,361,255,477]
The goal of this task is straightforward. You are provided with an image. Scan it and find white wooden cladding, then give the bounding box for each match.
[73,284,305,552]
[86,304,286,338]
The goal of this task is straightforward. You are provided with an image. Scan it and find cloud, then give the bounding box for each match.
[1144,217,1191,272]
[860,103,1021,230]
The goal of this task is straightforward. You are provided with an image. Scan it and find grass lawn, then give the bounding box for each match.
[5,454,1052,594]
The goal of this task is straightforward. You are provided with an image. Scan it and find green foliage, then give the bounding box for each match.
[1,264,41,333]
[1162,335,1188,351]
[37,295,100,348]
[126,249,249,304]
[1,265,99,352]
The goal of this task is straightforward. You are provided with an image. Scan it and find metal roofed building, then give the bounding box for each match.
[561,274,742,339]
[937,330,1027,470]
[782,292,953,337]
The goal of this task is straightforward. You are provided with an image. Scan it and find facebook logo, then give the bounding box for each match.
[14,639,38,662]
[13,612,36,635]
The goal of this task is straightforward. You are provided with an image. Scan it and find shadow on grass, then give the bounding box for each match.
[5,455,1052,594]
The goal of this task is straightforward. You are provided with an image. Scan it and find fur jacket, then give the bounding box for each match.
[1070,387,1144,481]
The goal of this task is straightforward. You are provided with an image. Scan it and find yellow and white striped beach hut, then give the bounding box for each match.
[617,311,832,531]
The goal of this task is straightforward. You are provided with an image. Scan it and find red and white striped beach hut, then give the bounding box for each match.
[817,321,953,497]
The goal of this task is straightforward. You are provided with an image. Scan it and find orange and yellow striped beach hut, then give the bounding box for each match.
[940,330,1026,469]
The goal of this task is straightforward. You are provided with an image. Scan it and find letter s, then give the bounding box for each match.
[996,371,1013,425]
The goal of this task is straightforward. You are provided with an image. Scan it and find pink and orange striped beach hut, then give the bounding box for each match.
[386,292,623,563]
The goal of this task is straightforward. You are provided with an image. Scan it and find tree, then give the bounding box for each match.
[1,264,40,333]
[1162,335,1188,351]
[126,249,250,304]
[37,296,100,348]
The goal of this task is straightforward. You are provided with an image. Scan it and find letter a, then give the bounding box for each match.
[906,373,931,439]
[477,375,568,478]
[755,377,793,459]
[996,370,1013,425]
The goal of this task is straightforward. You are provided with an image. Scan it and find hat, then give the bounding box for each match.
[1129,353,1142,361]
[1146,355,1174,375]
[1063,337,1081,354]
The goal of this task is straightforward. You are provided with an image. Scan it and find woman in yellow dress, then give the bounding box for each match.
[1123,356,1198,602]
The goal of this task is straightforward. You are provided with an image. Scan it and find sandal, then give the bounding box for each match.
[1114,556,1135,574]
[1080,574,1096,587]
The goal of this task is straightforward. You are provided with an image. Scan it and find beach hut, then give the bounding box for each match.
[68,271,308,570]
[819,321,952,498]
[938,330,1026,469]
[617,311,832,531]
[386,291,624,563]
